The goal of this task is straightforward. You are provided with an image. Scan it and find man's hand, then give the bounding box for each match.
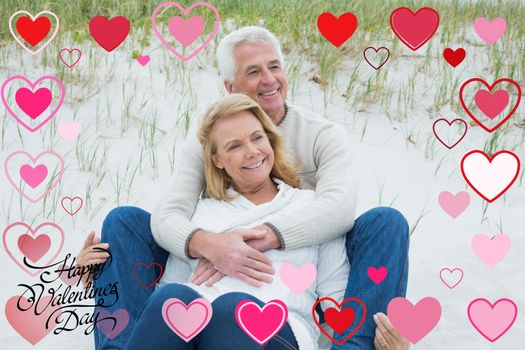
[245,224,282,252]
[374,312,410,350]
[189,229,275,287]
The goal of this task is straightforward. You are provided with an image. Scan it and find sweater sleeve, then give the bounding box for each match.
[265,123,357,249]
[150,134,206,259]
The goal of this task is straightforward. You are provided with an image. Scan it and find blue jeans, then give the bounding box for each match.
[124,283,299,349]
[94,206,409,349]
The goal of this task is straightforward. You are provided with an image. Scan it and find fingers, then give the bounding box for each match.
[240,229,266,241]
[76,243,109,266]
[204,271,225,287]
[234,271,264,287]
[246,247,273,268]
[192,265,218,285]
[82,231,96,250]
[374,325,389,350]
[243,257,275,276]
[375,313,402,344]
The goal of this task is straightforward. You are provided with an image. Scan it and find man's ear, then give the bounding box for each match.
[224,80,235,94]
[212,154,224,169]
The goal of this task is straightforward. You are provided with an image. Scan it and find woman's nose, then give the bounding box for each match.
[245,143,260,156]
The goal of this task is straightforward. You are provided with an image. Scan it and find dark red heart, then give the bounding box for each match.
[324,307,356,334]
[443,48,466,67]
[89,16,130,52]
[317,12,358,48]
[16,16,51,46]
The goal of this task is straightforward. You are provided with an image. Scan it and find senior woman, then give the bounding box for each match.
[119,94,349,349]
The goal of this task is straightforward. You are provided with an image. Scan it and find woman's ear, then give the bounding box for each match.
[212,154,224,169]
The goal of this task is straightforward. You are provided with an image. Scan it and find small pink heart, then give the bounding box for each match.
[279,263,316,293]
[474,89,509,120]
[136,54,150,66]
[438,191,470,218]
[17,234,51,262]
[5,295,57,345]
[467,298,517,342]
[59,48,81,68]
[162,298,212,341]
[168,16,205,47]
[57,122,81,141]
[471,233,511,267]
[439,268,463,289]
[367,266,388,284]
[15,87,52,119]
[388,297,442,344]
[19,164,48,188]
[235,299,288,346]
[474,17,506,45]
[97,308,130,340]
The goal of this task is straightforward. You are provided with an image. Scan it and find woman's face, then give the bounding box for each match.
[211,110,274,191]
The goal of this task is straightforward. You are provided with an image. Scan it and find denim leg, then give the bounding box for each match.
[124,283,201,350]
[198,292,299,350]
[94,206,169,350]
[331,207,409,350]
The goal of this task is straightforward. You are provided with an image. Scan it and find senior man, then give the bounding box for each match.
[95,26,409,350]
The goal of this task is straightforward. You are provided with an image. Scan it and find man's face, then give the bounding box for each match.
[226,43,288,124]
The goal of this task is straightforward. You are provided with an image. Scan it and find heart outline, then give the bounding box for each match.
[61,196,83,216]
[9,11,60,55]
[432,118,467,149]
[131,262,164,288]
[439,268,464,289]
[363,46,390,70]
[59,48,82,68]
[459,77,521,133]
[151,2,220,62]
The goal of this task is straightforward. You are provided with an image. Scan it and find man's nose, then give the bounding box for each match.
[260,67,276,84]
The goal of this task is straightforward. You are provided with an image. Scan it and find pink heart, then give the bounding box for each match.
[432,118,467,149]
[96,308,130,340]
[1,75,65,132]
[474,17,506,45]
[439,268,463,289]
[168,16,205,47]
[5,150,64,203]
[468,298,517,342]
[19,164,48,188]
[57,122,81,141]
[152,2,220,62]
[5,295,57,345]
[474,89,509,120]
[367,266,388,284]
[2,222,64,276]
[17,234,51,262]
[235,299,288,346]
[162,298,212,341]
[471,233,511,267]
[136,54,150,66]
[279,263,316,293]
[59,48,82,68]
[438,191,470,218]
[388,297,441,344]
[15,87,52,119]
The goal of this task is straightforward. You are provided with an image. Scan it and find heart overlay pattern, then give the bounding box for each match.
[235,299,288,346]
[9,11,60,55]
[388,297,442,344]
[162,298,212,341]
[467,298,517,342]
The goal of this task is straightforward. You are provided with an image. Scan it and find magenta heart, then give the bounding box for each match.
[474,89,509,120]
[235,299,288,346]
[136,54,150,66]
[438,191,470,218]
[388,297,442,344]
[96,308,130,340]
[5,295,57,345]
[367,266,388,284]
[15,87,52,119]
[17,234,51,262]
[19,164,48,188]
[168,16,205,47]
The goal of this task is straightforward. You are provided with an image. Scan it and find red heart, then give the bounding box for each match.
[15,16,51,46]
[17,234,51,262]
[131,262,164,288]
[324,307,355,334]
[459,78,521,133]
[390,7,439,51]
[317,12,358,48]
[312,297,366,345]
[443,48,466,67]
[89,16,130,52]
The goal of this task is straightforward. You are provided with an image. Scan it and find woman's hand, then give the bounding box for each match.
[190,258,225,286]
[75,231,110,286]
[374,312,410,350]
[191,229,275,287]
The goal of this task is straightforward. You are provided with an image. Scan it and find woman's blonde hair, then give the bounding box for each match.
[198,94,300,200]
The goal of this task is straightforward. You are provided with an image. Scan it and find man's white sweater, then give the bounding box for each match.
[150,104,357,259]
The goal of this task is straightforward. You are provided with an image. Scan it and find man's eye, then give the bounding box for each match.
[229,144,240,150]
[248,70,257,75]
[270,65,280,70]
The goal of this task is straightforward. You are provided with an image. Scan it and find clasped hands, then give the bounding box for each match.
[189,224,280,287]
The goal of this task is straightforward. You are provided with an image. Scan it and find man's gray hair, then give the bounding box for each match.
[216,26,285,82]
